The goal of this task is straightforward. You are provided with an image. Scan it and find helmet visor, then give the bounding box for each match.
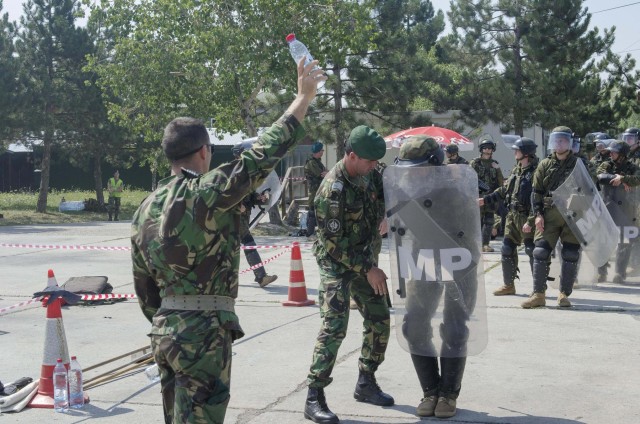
[548,132,572,152]
[622,132,638,146]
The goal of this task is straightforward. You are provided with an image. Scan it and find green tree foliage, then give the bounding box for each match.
[441,0,614,136]
[0,1,18,144]
[15,0,91,212]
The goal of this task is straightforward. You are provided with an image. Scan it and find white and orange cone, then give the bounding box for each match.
[282,242,315,307]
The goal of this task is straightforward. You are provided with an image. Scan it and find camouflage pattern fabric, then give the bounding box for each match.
[629,148,640,167]
[596,158,640,187]
[131,114,305,423]
[471,157,504,245]
[307,159,390,388]
[448,156,469,165]
[304,155,327,209]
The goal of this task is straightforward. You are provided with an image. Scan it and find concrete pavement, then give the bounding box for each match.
[0,222,639,423]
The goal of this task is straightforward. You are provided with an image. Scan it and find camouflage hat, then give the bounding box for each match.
[346,125,386,160]
[311,141,324,153]
[551,125,572,134]
[396,135,444,166]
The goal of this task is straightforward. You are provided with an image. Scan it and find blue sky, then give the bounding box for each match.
[4,0,638,68]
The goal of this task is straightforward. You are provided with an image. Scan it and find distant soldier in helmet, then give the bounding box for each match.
[622,127,640,166]
[444,144,469,164]
[525,126,582,308]
[596,140,640,284]
[590,133,613,169]
[232,142,278,288]
[479,137,539,296]
[470,138,504,252]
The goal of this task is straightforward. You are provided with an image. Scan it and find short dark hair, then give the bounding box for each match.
[162,117,210,162]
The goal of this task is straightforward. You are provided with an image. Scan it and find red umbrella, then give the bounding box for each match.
[384,126,473,150]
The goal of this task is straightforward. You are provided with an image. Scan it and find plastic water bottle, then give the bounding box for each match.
[286,33,317,69]
[53,358,69,412]
[68,356,84,409]
[145,363,160,382]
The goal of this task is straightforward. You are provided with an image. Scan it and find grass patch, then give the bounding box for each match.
[0,190,149,226]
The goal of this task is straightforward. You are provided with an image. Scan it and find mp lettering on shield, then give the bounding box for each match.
[621,226,640,244]
[575,196,605,236]
[398,246,473,282]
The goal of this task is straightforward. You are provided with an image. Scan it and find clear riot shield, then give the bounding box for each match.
[383,165,487,358]
[602,184,640,283]
[249,171,283,229]
[551,160,619,268]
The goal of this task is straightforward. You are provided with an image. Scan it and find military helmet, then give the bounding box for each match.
[593,132,611,141]
[395,135,444,166]
[478,138,496,152]
[511,137,537,156]
[231,142,245,157]
[622,127,640,146]
[548,126,573,151]
[607,140,630,157]
[445,144,459,154]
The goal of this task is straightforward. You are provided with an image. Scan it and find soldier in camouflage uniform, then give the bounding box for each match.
[130,60,326,424]
[590,137,612,170]
[304,141,328,238]
[524,126,581,309]
[596,141,640,284]
[470,139,504,252]
[623,127,640,166]
[232,143,278,288]
[479,137,539,296]
[304,125,392,424]
[444,144,469,164]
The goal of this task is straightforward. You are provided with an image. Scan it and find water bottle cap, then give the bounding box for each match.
[71,356,76,360]
[57,358,62,363]
[285,33,296,43]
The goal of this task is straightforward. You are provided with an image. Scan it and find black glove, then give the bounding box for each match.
[597,173,615,184]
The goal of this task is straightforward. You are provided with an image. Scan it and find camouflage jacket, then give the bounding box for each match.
[484,157,539,225]
[628,148,640,167]
[531,152,578,216]
[470,157,503,192]
[130,114,305,340]
[448,156,469,165]
[596,158,640,187]
[304,155,327,202]
[313,160,382,275]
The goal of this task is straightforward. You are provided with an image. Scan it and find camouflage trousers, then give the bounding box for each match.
[307,268,390,388]
[534,207,580,247]
[150,313,232,424]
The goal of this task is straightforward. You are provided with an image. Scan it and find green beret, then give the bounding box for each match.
[397,135,444,166]
[347,125,386,160]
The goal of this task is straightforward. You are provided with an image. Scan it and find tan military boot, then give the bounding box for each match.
[434,396,457,418]
[521,292,546,309]
[482,245,495,253]
[557,293,571,307]
[416,395,438,417]
[493,285,516,296]
[259,274,278,288]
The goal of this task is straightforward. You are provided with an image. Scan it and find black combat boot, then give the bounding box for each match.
[353,370,394,406]
[304,387,339,424]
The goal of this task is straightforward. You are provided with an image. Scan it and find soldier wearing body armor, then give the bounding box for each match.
[479,138,538,296]
[590,134,613,169]
[387,135,477,419]
[524,126,581,308]
[304,126,393,424]
[232,142,278,288]
[445,144,469,164]
[622,127,640,166]
[596,141,640,284]
[304,141,328,238]
[470,139,504,252]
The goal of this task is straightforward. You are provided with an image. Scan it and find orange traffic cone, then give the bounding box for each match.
[41,269,59,307]
[282,242,315,307]
[29,280,71,408]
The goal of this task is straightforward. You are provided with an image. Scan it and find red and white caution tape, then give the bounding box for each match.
[0,242,296,251]
[79,293,137,301]
[0,298,42,315]
[239,247,292,274]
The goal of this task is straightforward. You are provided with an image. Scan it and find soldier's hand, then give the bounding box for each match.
[298,59,326,99]
[624,183,632,192]
[522,223,532,233]
[610,174,623,187]
[378,219,388,236]
[366,266,388,296]
[535,215,544,233]
[477,198,484,207]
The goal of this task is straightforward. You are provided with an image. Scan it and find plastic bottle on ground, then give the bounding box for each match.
[53,358,69,412]
[145,363,160,382]
[68,356,84,409]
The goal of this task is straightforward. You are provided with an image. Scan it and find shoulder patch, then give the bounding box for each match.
[326,218,341,233]
[331,180,344,193]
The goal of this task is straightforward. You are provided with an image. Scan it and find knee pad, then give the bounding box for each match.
[501,238,517,257]
[524,239,535,257]
[561,242,581,263]
[533,239,552,261]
